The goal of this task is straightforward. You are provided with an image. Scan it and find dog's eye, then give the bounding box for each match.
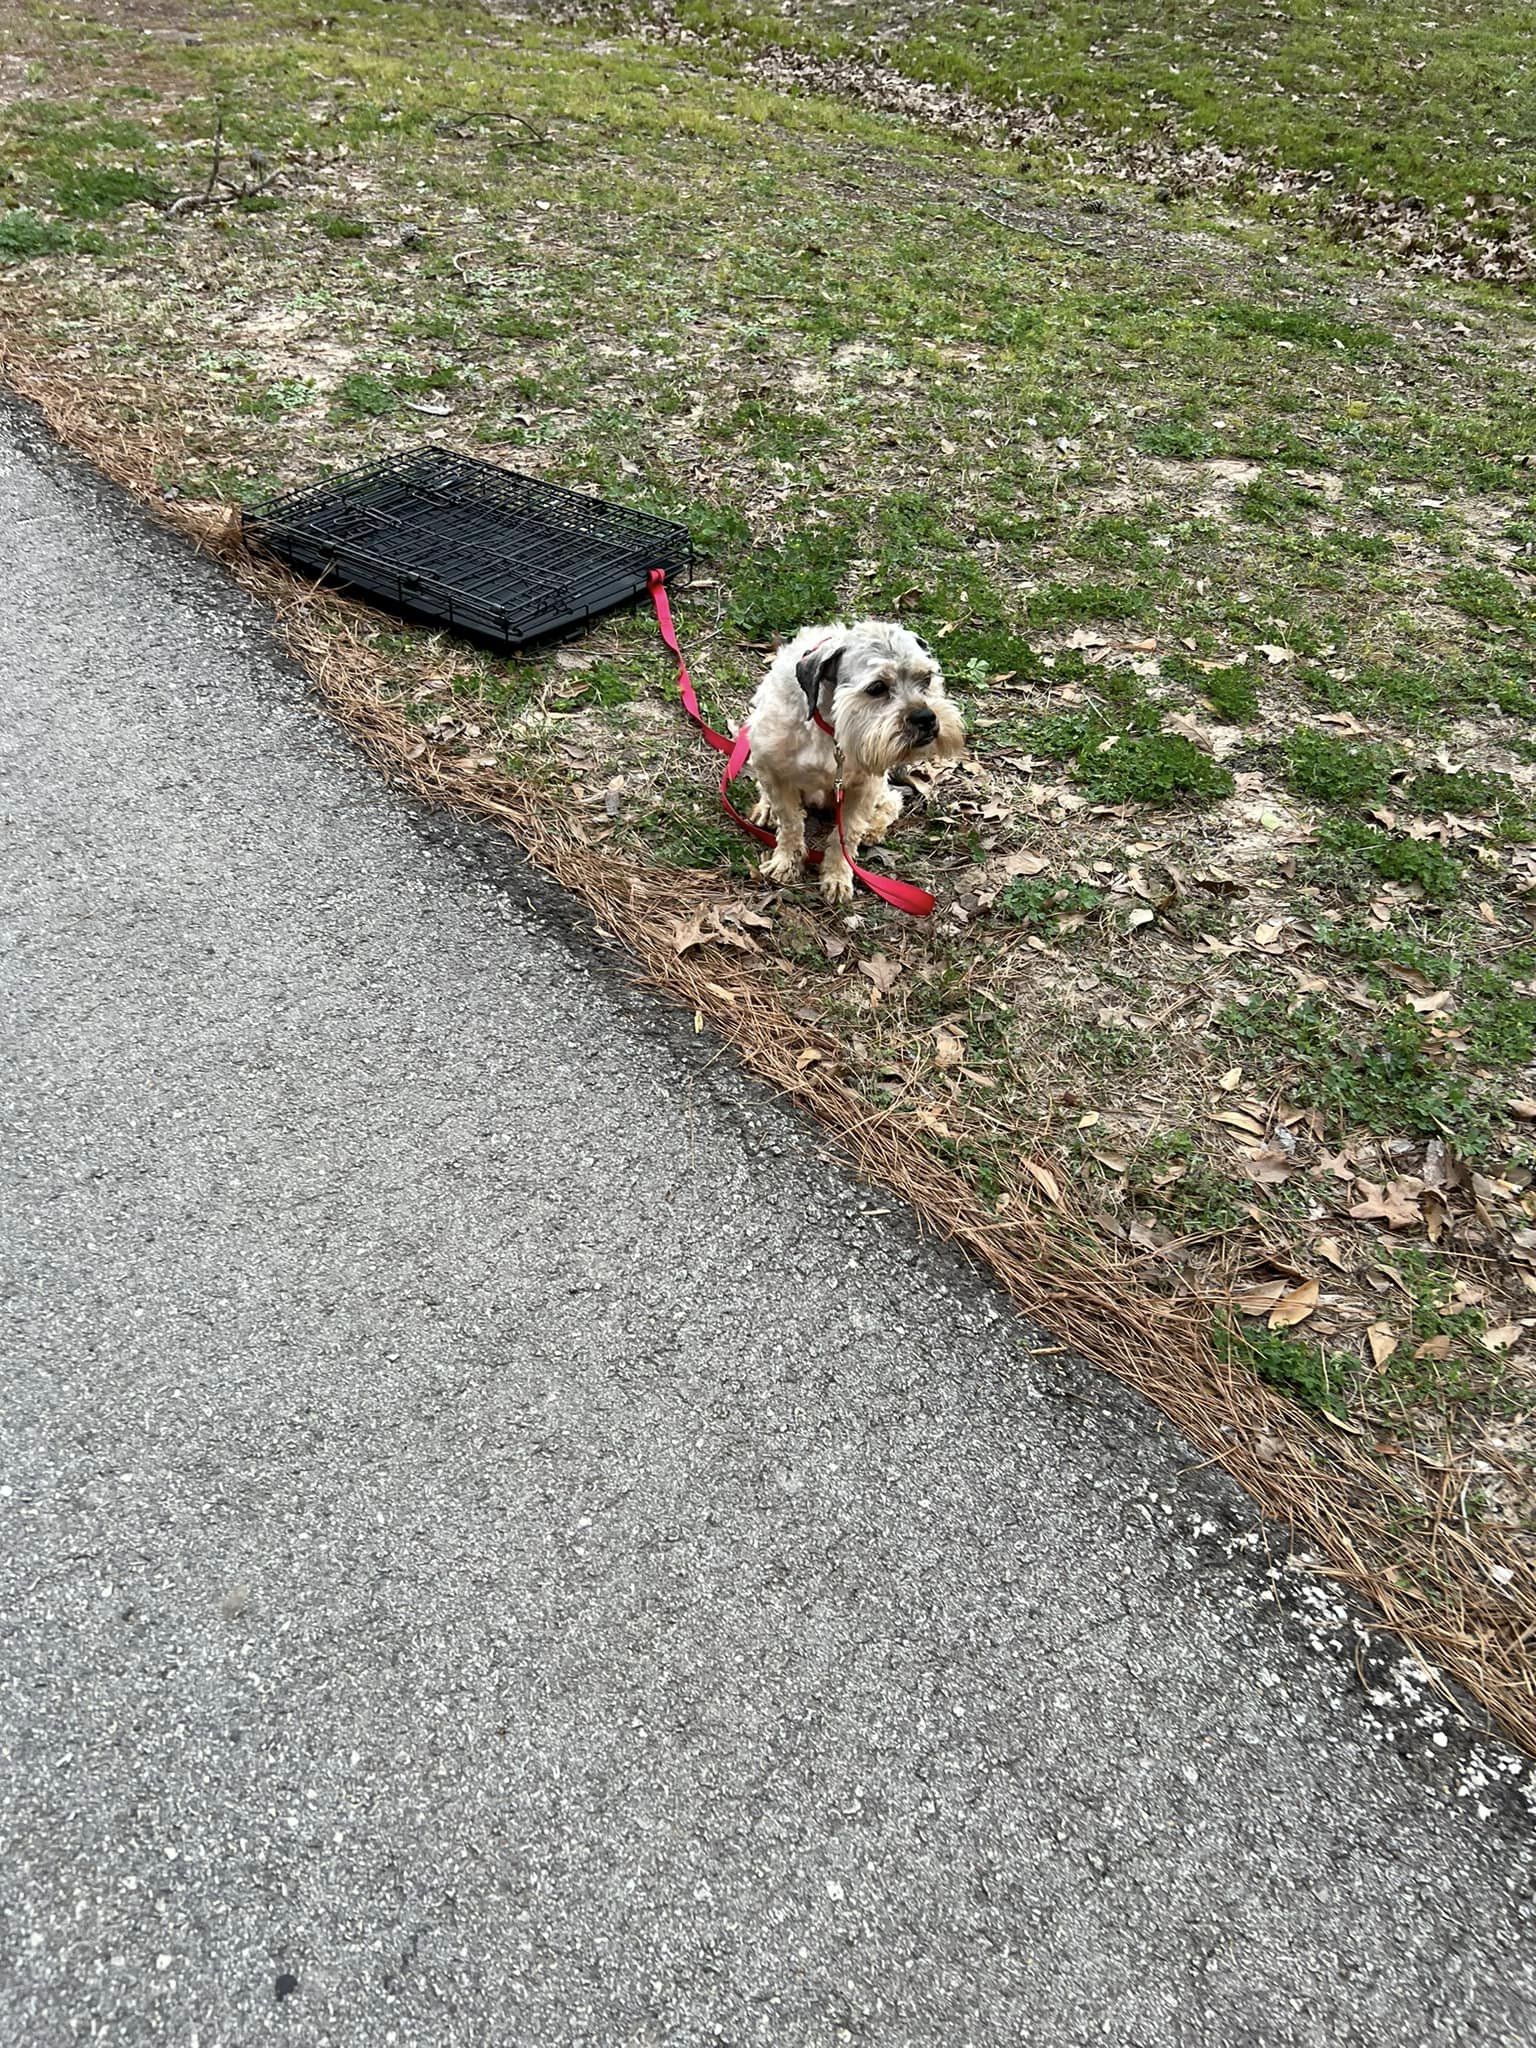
[866,681,891,699]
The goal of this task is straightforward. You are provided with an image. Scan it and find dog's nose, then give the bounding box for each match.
[907,706,938,740]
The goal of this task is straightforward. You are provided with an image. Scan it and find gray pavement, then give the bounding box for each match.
[2,403,1534,2047]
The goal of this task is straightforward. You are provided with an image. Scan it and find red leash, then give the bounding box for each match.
[646,570,934,916]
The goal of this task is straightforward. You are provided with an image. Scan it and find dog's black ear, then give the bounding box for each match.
[796,643,843,721]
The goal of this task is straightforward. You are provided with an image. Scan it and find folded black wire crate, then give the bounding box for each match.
[243,446,693,652]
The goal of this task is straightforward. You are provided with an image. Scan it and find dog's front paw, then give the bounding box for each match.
[818,860,855,906]
[761,846,802,886]
[865,786,903,843]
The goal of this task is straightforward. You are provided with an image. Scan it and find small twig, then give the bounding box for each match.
[203,100,226,203]
[490,111,553,149]
[972,202,1107,256]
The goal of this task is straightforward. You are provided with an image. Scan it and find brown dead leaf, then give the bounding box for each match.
[1413,1335,1452,1362]
[1234,1279,1288,1317]
[933,1027,966,1070]
[1508,1096,1536,1122]
[1365,1322,1399,1369]
[671,912,710,955]
[795,1047,824,1071]
[720,901,774,932]
[1268,1279,1321,1329]
[1020,1157,1063,1205]
[1187,651,1248,673]
[1002,850,1050,878]
[1251,921,1284,947]
[1212,1109,1269,1141]
[1480,1322,1524,1354]
[1218,1066,1243,1092]
[1407,990,1454,1015]
[1127,1218,1173,1253]
[1317,1409,1368,1436]
[1162,712,1213,752]
[1087,1148,1130,1173]
[1242,1145,1296,1186]
[858,953,903,994]
[1312,1236,1348,1271]
[1347,1178,1424,1230]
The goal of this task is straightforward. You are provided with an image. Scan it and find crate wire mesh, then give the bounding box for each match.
[243,446,694,652]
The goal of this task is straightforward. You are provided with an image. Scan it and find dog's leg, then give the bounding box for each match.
[863,776,903,844]
[754,765,808,886]
[819,774,883,904]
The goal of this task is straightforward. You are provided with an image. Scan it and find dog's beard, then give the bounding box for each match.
[834,694,965,776]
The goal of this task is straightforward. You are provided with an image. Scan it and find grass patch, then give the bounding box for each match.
[1282,728,1395,809]
[1218,1317,1351,1420]
[1442,566,1529,630]
[1026,580,1144,627]
[1308,819,1466,904]
[1079,730,1233,807]
[1223,991,1490,1148]
[726,516,861,640]
[51,164,165,218]
[679,0,1536,247]
[332,372,398,421]
[315,212,373,241]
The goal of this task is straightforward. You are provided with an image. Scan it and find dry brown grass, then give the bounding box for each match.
[8,341,1536,1756]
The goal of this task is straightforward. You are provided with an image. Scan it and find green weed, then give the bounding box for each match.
[727,516,860,640]
[0,210,70,258]
[1026,581,1143,626]
[51,165,165,218]
[1217,1316,1351,1419]
[1442,566,1529,630]
[1223,992,1486,1147]
[1309,818,1465,902]
[1282,728,1395,808]
[332,372,397,420]
[1079,731,1233,807]
[315,213,372,240]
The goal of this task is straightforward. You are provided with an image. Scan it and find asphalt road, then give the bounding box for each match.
[3,405,1534,2046]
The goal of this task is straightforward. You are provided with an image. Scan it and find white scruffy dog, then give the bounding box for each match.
[743,620,965,903]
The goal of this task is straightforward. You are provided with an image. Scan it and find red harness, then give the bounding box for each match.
[646,570,935,916]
